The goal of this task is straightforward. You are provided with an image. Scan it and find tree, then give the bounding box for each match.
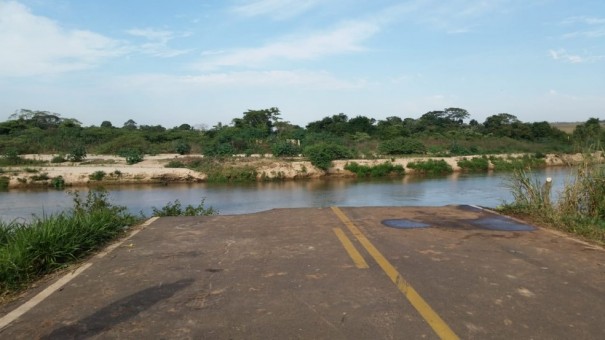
[123,119,138,130]
[483,113,520,137]
[573,118,603,149]
[101,121,113,128]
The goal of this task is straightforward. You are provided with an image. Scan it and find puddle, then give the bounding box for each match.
[471,216,536,231]
[382,219,431,229]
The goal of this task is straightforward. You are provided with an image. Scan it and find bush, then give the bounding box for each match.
[457,157,489,172]
[151,199,217,217]
[165,160,186,168]
[122,150,144,165]
[272,141,302,157]
[174,140,191,155]
[51,155,66,163]
[0,176,9,190]
[345,162,405,177]
[490,155,546,171]
[304,143,354,170]
[66,145,87,162]
[51,176,65,189]
[407,159,453,175]
[89,170,106,181]
[379,137,426,155]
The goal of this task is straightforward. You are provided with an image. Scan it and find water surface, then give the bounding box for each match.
[0,168,572,222]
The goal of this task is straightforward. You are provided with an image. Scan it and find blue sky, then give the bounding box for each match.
[0,0,603,128]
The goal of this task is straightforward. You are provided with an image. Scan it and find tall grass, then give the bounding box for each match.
[0,190,137,295]
[344,162,405,177]
[500,155,605,244]
[407,159,453,175]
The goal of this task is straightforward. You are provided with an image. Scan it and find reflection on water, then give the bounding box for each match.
[0,167,572,222]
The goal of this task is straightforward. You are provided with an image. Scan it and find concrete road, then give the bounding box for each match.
[1,205,603,339]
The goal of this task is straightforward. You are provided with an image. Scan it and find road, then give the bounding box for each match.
[1,205,604,339]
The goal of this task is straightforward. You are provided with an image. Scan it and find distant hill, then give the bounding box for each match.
[551,121,605,134]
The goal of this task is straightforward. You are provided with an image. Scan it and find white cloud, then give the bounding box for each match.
[126,28,192,58]
[560,16,605,39]
[549,49,604,64]
[195,21,379,70]
[0,1,125,76]
[232,0,319,19]
[116,70,367,91]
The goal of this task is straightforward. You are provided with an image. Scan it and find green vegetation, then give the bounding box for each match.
[489,155,546,171]
[345,162,405,177]
[304,143,354,170]
[500,156,605,244]
[89,170,106,181]
[51,176,65,189]
[0,190,137,295]
[0,191,219,296]
[2,108,596,171]
[457,157,489,172]
[151,199,217,217]
[0,176,8,190]
[407,159,453,175]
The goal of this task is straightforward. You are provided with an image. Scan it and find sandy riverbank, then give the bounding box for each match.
[0,152,596,189]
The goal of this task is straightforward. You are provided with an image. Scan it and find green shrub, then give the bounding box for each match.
[407,159,453,175]
[272,141,302,157]
[51,176,65,189]
[490,155,546,171]
[379,137,426,155]
[0,176,9,190]
[30,173,50,181]
[165,160,186,168]
[174,140,191,155]
[23,167,39,173]
[345,162,405,177]
[122,150,144,165]
[51,155,66,163]
[207,166,258,183]
[304,143,354,170]
[151,199,217,217]
[457,157,489,172]
[66,145,87,162]
[89,170,106,181]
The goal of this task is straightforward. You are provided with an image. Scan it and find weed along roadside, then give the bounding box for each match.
[499,155,605,245]
[0,190,216,300]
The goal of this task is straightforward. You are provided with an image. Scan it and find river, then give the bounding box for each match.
[0,167,573,222]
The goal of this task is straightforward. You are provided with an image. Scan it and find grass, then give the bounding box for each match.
[499,155,605,244]
[457,157,489,172]
[407,159,453,175]
[344,161,405,177]
[151,199,217,217]
[0,191,220,297]
[165,157,259,183]
[0,190,137,295]
[489,155,546,171]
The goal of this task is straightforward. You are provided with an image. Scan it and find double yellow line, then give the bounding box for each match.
[331,206,459,340]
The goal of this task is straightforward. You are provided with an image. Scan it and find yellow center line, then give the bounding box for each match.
[331,206,459,340]
[332,228,369,269]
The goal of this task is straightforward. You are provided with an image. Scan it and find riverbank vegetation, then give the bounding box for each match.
[500,154,605,245]
[0,190,217,297]
[1,108,602,184]
[1,108,602,165]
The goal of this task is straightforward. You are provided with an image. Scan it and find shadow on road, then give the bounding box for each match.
[41,278,194,340]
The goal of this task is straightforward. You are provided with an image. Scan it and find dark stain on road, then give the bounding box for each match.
[41,278,194,340]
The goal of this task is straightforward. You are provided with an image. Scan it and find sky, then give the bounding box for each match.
[0,0,604,128]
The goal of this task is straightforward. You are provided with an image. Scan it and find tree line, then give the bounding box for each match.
[0,108,602,161]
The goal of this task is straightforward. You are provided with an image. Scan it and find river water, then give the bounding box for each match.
[0,167,573,222]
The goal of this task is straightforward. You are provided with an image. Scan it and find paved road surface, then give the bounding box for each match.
[1,205,604,339]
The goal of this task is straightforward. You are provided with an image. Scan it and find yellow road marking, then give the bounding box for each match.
[331,206,459,340]
[332,228,369,269]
